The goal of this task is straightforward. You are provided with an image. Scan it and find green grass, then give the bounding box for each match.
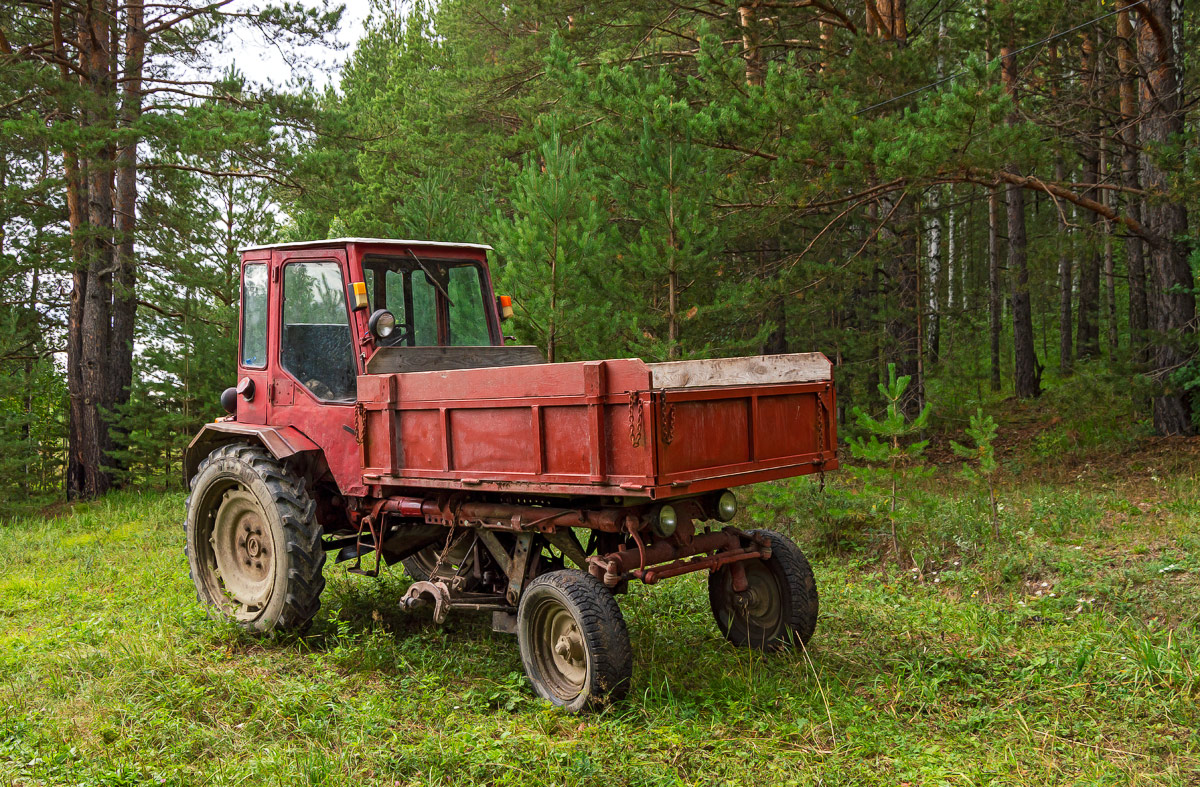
[2,444,1199,785]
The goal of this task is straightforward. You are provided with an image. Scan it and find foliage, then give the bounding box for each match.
[950,408,1002,538]
[849,364,933,561]
[490,130,617,362]
[3,0,1200,501]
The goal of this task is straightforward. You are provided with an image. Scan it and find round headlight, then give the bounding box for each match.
[368,309,396,338]
[716,491,737,521]
[654,504,678,538]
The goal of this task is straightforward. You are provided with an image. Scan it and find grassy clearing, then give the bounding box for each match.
[2,433,1199,785]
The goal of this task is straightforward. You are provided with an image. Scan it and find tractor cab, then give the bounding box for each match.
[236,238,506,408]
[213,238,534,497]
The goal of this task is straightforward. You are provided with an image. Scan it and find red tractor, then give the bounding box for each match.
[185,238,837,711]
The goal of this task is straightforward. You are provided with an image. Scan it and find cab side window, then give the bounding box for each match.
[241,264,268,367]
[281,262,357,401]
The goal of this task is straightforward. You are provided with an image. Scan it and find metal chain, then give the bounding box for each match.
[816,394,828,492]
[628,390,643,447]
[658,391,675,446]
[428,524,457,580]
[353,402,366,445]
[816,394,827,454]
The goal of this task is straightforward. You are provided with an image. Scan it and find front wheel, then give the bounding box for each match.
[708,529,818,651]
[517,570,632,712]
[185,443,326,632]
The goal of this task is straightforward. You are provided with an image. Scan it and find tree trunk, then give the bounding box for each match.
[925,187,942,363]
[71,0,119,499]
[737,3,763,87]
[988,189,1001,392]
[666,143,680,359]
[57,0,89,499]
[1136,0,1194,434]
[1118,2,1148,363]
[1055,157,1073,375]
[1076,138,1101,359]
[108,0,145,485]
[1100,139,1117,353]
[1076,34,1101,359]
[1001,24,1040,398]
[885,195,921,416]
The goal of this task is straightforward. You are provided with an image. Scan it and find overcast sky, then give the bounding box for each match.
[216,0,376,92]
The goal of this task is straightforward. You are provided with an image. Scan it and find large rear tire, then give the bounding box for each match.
[185,442,325,633]
[517,570,632,712]
[708,529,818,651]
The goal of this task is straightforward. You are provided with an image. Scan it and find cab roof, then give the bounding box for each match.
[239,237,493,253]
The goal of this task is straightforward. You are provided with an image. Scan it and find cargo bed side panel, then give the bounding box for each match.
[654,381,835,488]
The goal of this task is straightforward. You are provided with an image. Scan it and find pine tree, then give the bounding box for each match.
[849,364,933,561]
[950,409,1002,539]
[490,131,614,362]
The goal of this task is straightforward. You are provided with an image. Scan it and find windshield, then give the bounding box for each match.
[361,255,492,347]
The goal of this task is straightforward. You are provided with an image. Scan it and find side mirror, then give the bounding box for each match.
[496,295,514,321]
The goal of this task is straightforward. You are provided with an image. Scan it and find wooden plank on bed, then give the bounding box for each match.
[648,352,831,389]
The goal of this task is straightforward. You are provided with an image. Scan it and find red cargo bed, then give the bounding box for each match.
[355,352,837,499]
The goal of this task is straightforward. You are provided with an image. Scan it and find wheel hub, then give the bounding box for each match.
[528,599,589,697]
[554,625,585,665]
[211,490,275,616]
[716,559,783,644]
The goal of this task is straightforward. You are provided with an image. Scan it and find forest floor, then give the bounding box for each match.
[2,405,1199,785]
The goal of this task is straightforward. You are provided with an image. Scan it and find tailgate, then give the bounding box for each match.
[647,354,837,490]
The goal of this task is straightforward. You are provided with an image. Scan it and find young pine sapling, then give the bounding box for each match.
[849,364,932,561]
[950,408,1001,539]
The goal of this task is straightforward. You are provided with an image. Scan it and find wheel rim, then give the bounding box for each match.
[407,539,474,580]
[527,595,588,700]
[210,489,275,618]
[720,560,785,644]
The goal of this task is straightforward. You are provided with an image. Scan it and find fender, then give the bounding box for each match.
[183,421,323,486]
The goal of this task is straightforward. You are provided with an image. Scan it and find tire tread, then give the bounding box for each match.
[185,442,326,632]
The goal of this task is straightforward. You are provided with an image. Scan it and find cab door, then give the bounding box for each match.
[236,257,271,424]
[268,247,365,495]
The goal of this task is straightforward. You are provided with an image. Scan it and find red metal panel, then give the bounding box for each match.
[658,397,750,475]
[449,407,536,474]
[261,246,365,496]
[755,392,817,460]
[651,382,834,490]
[362,363,836,499]
[398,409,442,470]
[542,406,590,476]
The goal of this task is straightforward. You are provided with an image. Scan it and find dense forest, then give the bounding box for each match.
[0,0,1196,510]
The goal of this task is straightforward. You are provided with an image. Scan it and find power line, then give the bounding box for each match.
[858,0,1149,114]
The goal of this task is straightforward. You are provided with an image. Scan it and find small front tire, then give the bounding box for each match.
[708,529,818,650]
[517,570,632,712]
